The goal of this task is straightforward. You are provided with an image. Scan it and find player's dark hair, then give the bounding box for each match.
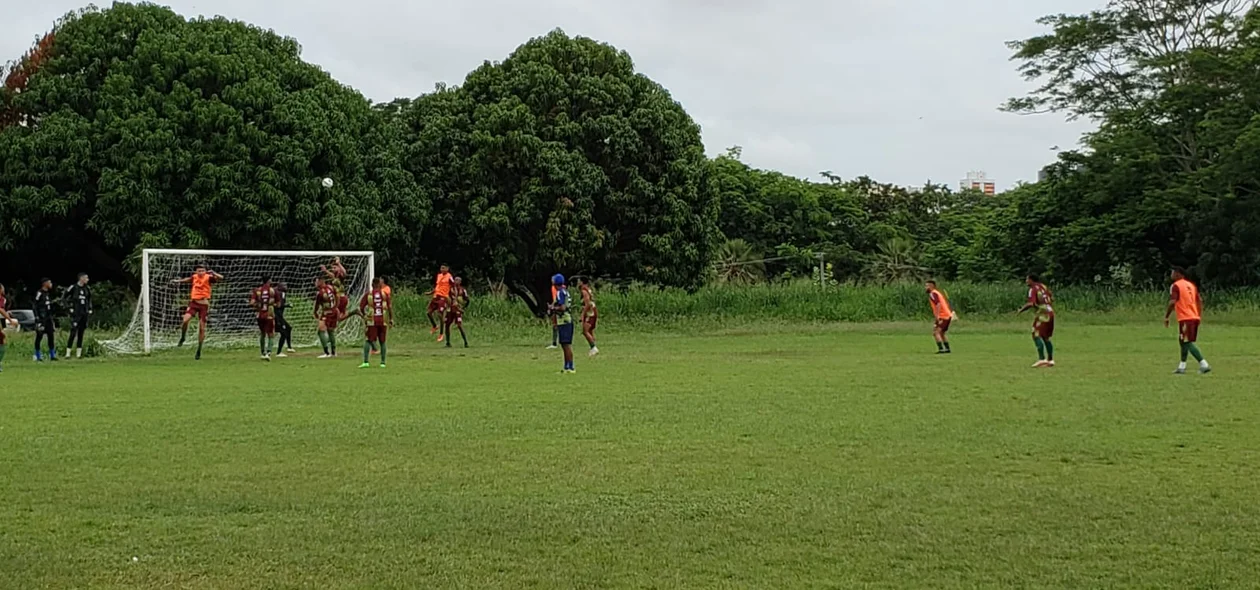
[1027,273,1041,283]
[926,279,937,286]
[196,263,206,270]
[579,276,590,285]
[78,272,88,279]
[261,275,271,284]
[1172,266,1189,278]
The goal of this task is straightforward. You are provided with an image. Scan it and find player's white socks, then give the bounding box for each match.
[1178,362,1188,371]
[1200,360,1210,369]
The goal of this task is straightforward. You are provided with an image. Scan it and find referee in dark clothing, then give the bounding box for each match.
[33,278,57,362]
[64,272,92,359]
[275,282,294,356]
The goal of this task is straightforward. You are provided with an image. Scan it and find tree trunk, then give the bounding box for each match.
[508,281,547,318]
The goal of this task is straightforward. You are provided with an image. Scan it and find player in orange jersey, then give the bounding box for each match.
[427,265,453,340]
[173,264,224,360]
[925,280,954,354]
[1165,266,1211,375]
[1017,274,1055,368]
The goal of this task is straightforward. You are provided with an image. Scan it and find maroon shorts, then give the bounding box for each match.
[337,295,349,314]
[934,318,951,333]
[0,329,6,346]
[1179,320,1200,343]
[322,311,340,331]
[445,309,463,326]
[1033,316,1055,339]
[428,296,448,314]
[257,318,275,336]
[366,323,388,343]
[185,301,209,321]
[584,313,598,332]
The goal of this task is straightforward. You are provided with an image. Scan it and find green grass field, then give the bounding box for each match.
[3,318,1260,589]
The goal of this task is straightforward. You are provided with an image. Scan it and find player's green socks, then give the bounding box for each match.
[362,341,371,363]
[0,343,7,367]
[1033,337,1046,360]
[379,341,387,365]
[936,341,944,352]
[1044,340,1054,361]
[267,336,274,355]
[259,334,266,356]
[318,331,330,354]
[328,332,337,354]
[943,341,950,353]
[178,326,187,346]
[1187,342,1204,362]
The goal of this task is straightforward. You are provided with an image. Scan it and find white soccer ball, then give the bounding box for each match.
[321,177,334,189]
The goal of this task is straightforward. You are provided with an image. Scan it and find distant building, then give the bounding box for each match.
[961,171,996,195]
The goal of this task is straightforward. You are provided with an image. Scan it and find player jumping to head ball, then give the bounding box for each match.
[173,265,223,360]
[427,265,453,341]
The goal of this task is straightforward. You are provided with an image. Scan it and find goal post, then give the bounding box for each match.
[106,249,375,354]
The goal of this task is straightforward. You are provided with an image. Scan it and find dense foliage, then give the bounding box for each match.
[5,0,1260,308]
[0,3,425,288]
[397,30,719,314]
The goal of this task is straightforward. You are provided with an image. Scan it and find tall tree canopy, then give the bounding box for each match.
[1003,0,1260,286]
[400,30,719,314]
[0,2,426,286]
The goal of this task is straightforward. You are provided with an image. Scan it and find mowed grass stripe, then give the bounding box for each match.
[2,321,1259,588]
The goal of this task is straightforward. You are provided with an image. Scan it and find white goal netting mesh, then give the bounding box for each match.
[105,250,373,354]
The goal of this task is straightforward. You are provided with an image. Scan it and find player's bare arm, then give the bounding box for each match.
[1165,287,1179,327]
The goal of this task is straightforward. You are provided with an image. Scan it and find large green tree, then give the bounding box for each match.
[1004,0,1260,286]
[400,30,719,314]
[0,3,425,285]
[711,149,868,279]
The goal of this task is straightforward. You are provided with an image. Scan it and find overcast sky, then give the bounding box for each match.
[2,0,1101,189]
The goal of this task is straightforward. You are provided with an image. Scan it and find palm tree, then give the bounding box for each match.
[714,239,765,284]
[865,237,929,283]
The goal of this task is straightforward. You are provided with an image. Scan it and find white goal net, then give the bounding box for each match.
[105,249,374,354]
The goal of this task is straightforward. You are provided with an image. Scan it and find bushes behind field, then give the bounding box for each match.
[66,281,1260,334]
[386,282,1260,326]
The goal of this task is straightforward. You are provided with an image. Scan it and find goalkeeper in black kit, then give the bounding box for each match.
[64,273,92,359]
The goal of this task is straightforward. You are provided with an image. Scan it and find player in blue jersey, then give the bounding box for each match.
[549,274,576,373]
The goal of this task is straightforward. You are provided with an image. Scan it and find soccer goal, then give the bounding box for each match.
[105,249,375,354]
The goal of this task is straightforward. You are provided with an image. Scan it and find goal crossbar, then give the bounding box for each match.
[105,249,376,354]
